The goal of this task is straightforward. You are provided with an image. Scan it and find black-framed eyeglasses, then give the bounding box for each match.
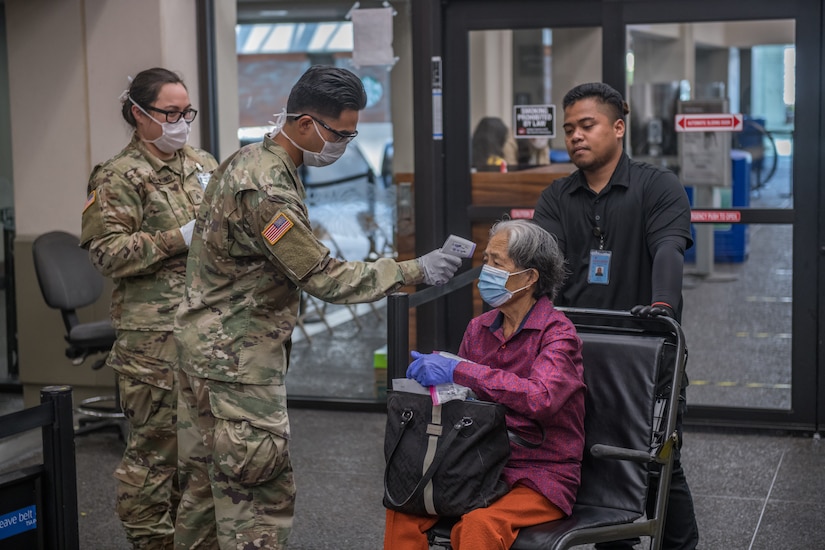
[296,113,358,143]
[145,105,198,124]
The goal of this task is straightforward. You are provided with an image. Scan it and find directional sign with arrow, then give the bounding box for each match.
[675,113,743,132]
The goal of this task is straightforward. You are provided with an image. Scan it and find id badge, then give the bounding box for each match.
[196,171,212,190]
[588,249,611,285]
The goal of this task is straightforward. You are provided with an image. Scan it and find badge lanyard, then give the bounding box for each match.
[588,218,611,285]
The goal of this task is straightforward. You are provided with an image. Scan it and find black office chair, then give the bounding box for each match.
[32,230,124,437]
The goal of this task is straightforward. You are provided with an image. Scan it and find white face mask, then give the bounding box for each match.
[131,99,190,154]
[279,115,348,167]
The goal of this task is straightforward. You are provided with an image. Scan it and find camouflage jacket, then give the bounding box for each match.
[174,135,422,384]
[80,133,218,331]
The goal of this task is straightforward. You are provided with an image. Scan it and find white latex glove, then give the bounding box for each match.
[180,219,196,247]
[417,248,462,286]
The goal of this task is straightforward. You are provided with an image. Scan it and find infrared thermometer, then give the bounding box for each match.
[442,234,477,258]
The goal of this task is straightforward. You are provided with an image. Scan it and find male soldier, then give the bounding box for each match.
[173,65,462,549]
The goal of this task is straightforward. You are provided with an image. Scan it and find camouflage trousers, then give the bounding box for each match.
[111,331,182,550]
[175,369,295,550]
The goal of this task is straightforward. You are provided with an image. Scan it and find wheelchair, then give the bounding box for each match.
[385,273,687,550]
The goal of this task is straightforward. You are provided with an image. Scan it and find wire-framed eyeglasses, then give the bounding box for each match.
[145,105,198,124]
[296,113,358,143]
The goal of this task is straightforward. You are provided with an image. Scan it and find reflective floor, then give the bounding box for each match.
[0,391,822,549]
[1,152,822,549]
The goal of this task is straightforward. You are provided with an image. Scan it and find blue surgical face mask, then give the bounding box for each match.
[477,265,531,308]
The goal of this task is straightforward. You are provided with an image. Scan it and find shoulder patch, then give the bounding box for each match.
[262,212,294,245]
[82,190,96,213]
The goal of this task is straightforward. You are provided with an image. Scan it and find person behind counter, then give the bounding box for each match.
[472,116,518,172]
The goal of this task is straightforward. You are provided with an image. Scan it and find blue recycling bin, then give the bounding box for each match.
[684,149,751,263]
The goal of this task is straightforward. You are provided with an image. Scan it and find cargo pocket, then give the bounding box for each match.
[213,418,289,488]
[112,463,152,520]
[109,334,176,390]
[118,376,164,427]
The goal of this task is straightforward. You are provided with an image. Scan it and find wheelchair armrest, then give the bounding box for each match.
[590,444,654,464]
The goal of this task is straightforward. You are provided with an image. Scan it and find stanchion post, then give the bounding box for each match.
[40,385,79,550]
[387,292,410,391]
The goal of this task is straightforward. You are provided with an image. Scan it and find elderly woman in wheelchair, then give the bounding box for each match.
[384,219,586,550]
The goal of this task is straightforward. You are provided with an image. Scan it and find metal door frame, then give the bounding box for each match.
[412,0,822,431]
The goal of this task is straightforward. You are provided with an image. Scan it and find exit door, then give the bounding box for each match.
[411,0,824,431]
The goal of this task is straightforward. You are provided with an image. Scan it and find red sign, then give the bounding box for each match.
[675,113,743,132]
[691,210,742,223]
[510,208,535,219]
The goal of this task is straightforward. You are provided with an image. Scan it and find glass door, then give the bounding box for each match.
[235,1,398,405]
[425,0,822,430]
[628,20,798,417]
[619,1,820,430]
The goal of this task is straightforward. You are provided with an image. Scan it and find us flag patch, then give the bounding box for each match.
[262,213,294,245]
[82,190,96,213]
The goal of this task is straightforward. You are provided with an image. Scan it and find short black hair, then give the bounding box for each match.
[563,82,629,122]
[287,65,367,119]
[122,67,186,127]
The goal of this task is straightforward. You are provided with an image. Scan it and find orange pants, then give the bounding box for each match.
[383,485,564,550]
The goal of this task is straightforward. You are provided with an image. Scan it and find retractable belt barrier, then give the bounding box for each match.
[0,386,79,550]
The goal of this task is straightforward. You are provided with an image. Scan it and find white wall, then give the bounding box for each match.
[7,0,205,238]
[6,0,209,401]
[470,30,514,131]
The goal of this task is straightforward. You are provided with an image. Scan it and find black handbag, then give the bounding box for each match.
[382,391,512,517]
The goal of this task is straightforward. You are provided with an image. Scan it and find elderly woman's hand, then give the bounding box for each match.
[406,351,458,386]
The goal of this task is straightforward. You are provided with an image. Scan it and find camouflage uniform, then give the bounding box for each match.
[80,134,218,550]
[173,135,423,549]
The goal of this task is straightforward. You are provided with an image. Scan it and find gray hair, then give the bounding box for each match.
[489,219,566,300]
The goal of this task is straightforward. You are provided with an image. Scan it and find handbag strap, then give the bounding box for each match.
[383,407,471,510]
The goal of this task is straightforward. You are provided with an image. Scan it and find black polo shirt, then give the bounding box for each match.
[533,153,693,313]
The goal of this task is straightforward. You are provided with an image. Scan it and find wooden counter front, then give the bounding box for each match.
[395,163,578,320]
[469,163,576,316]
[471,163,576,206]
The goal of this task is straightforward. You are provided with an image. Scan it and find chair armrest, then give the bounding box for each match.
[590,444,654,464]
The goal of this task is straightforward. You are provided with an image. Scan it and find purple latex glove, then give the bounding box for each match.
[405,351,458,386]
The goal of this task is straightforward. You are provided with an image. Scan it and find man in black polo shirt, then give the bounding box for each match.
[533,82,698,549]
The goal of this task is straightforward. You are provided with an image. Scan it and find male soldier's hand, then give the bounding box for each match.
[417,249,462,286]
[631,302,675,319]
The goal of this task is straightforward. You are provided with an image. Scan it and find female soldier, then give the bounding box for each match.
[80,67,217,550]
